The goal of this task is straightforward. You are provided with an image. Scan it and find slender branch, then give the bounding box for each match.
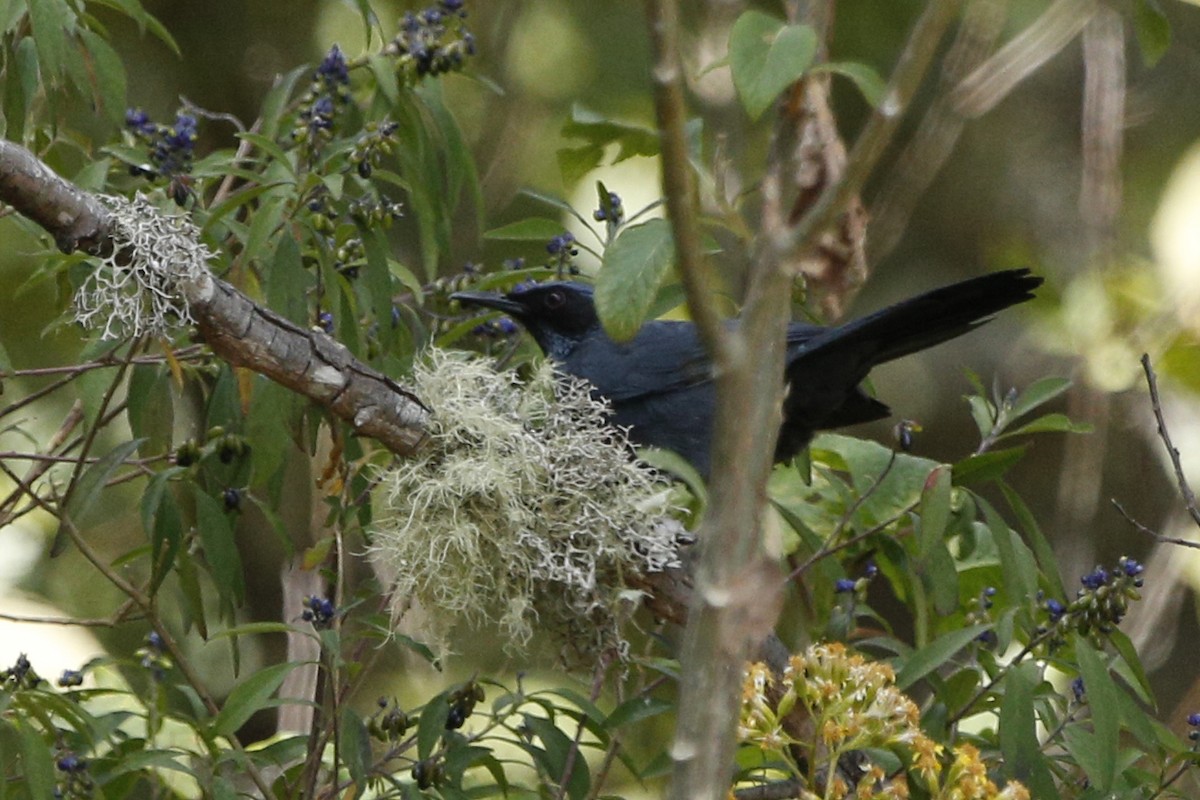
[0,458,278,798]
[0,346,204,378]
[1140,353,1200,529]
[0,610,137,627]
[1111,500,1199,550]
[643,0,727,356]
[51,340,142,555]
[778,0,962,256]
[0,139,430,456]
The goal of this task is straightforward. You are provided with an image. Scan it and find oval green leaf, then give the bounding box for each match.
[596,218,676,341]
[729,11,817,121]
[212,662,301,737]
[484,217,567,241]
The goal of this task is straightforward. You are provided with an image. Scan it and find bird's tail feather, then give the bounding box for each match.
[800,268,1042,369]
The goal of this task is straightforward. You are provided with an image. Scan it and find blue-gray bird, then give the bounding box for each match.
[452,269,1041,479]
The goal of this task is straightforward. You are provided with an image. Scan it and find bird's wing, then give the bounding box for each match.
[565,321,714,402]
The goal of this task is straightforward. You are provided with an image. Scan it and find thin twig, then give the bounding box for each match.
[0,457,279,798]
[1140,353,1200,529]
[1111,499,1199,550]
[0,345,204,378]
[778,0,961,256]
[643,0,727,357]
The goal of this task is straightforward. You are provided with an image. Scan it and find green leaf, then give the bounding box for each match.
[596,219,676,341]
[77,28,127,126]
[144,471,183,592]
[1061,727,1105,790]
[560,104,660,162]
[999,482,1065,599]
[266,227,310,326]
[729,12,817,121]
[917,466,952,558]
[202,182,289,237]
[523,714,591,800]
[1007,376,1071,423]
[176,544,207,638]
[243,195,287,271]
[209,621,299,639]
[211,662,300,736]
[367,52,401,105]
[895,624,988,690]
[28,0,72,82]
[999,662,1042,786]
[75,361,118,427]
[363,227,399,351]
[1075,637,1120,790]
[966,394,996,439]
[604,696,674,730]
[246,377,301,493]
[17,721,57,798]
[637,447,707,506]
[126,363,174,456]
[1133,0,1171,67]
[922,537,960,617]
[417,694,450,760]
[978,495,1038,606]
[1000,412,1093,438]
[339,708,372,785]
[256,64,307,137]
[418,81,483,238]
[1108,629,1154,705]
[952,447,1026,485]
[194,489,245,603]
[811,61,886,107]
[52,438,146,556]
[557,144,605,188]
[484,217,568,241]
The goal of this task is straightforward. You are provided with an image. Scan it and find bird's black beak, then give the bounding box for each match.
[450,290,526,318]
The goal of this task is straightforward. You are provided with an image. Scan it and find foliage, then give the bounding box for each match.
[0,1,1197,799]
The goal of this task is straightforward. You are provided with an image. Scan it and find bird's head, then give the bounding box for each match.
[452,281,599,357]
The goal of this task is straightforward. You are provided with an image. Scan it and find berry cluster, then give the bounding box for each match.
[1040,556,1145,646]
[592,191,625,231]
[369,697,410,741]
[126,109,197,177]
[136,632,172,682]
[1,653,40,690]
[302,595,337,628]
[351,120,400,179]
[445,679,484,730]
[55,752,93,799]
[293,44,352,157]
[546,231,580,277]
[58,669,84,688]
[834,562,878,595]
[966,586,999,646]
[471,317,518,339]
[125,109,198,204]
[388,1,475,81]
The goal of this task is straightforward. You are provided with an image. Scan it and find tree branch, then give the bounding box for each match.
[0,139,430,456]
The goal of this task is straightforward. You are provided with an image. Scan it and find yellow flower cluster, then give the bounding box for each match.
[737,643,1030,800]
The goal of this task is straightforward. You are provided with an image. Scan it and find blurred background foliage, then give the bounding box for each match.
[4,0,1200,778]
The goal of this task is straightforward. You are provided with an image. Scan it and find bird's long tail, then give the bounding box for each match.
[801,268,1042,367]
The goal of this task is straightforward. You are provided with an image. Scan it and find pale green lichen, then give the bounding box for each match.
[74,194,212,339]
[368,349,686,661]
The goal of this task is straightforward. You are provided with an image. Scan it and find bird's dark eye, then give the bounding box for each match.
[545,290,566,309]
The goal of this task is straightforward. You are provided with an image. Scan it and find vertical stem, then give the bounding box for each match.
[646,2,965,798]
[644,0,727,359]
[645,2,790,798]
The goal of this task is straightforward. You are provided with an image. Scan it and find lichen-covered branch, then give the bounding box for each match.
[0,139,430,455]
